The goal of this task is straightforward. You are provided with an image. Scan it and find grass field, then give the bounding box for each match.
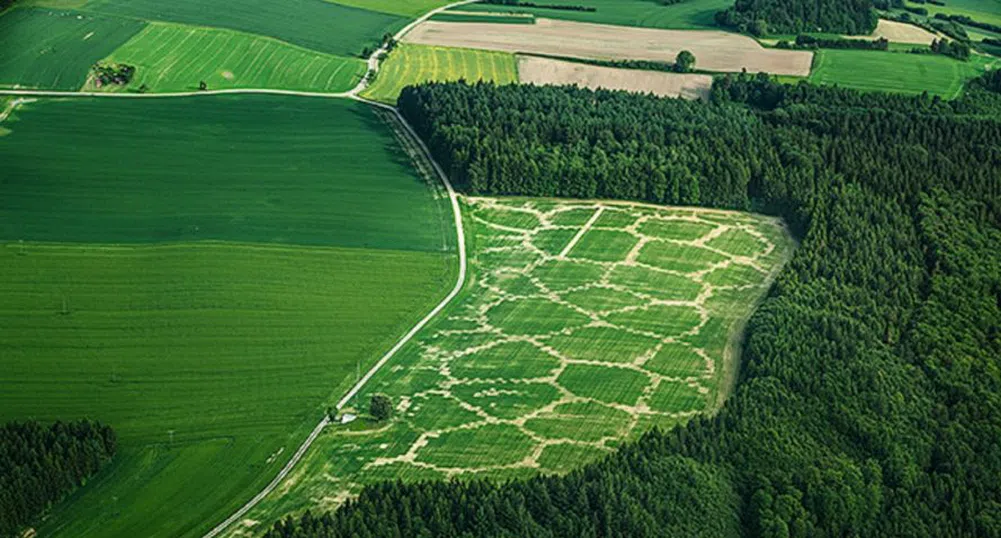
[905,0,1001,27]
[0,8,144,90]
[227,197,793,536]
[363,43,517,103]
[329,0,451,18]
[0,96,452,251]
[429,11,537,24]
[84,0,406,57]
[87,23,366,93]
[808,49,995,97]
[0,96,457,537]
[456,0,732,30]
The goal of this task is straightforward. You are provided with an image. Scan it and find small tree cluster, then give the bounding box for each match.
[91,63,135,88]
[674,50,696,73]
[370,394,392,421]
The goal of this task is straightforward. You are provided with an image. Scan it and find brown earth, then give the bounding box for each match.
[403,18,814,76]
[518,56,713,100]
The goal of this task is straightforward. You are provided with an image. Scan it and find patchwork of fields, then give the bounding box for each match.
[88,23,366,93]
[363,43,518,103]
[229,197,792,535]
[403,18,814,76]
[0,95,457,538]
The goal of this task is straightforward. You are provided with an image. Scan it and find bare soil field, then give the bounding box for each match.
[864,19,940,45]
[403,18,814,76]
[518,56,713,99]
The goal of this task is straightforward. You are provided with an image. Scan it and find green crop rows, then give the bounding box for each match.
[363,43,518,104]
[89,23,366,93]
[0,96,457,538]
[230,197,793,535]
[0,8,144,90]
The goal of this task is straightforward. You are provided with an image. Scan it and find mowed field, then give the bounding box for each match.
[458,0,732,30]
[0,96,457,537]
[330,0,452,18]
[88,23,366,93]
[403,18,814,76]
[363,43,517,103]
[0,8,144,89]
[518,55,713,99]
[229,197,793,536]
[809,49,996,97]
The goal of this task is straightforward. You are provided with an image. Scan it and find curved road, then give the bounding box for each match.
[1,2,474,537]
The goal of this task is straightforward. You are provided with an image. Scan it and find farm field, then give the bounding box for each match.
[0,95,457,537]
[228,197,793,536]
[429,11,537,24]
[403,18,814,75]
[329,0,452,18]
[0,96,452,251]
[457,0,733,30]
[905,0,1001,27]
[865,18,940,45]
[808,49,996,97]
[363,43,517,103]
[83,0,406,57]
[518,55,713,99]
[87,23,366,93]
[0,8,144,89]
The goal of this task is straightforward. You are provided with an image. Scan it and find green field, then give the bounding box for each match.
[329,0,451,18]
[84,0,406,57]
[363,43,518,103]
[0,96,457,537]
[0,96,452,251]
[457,0,732,30]
[429,11,537,23]
[88,23,366,93]
[905,0,1001,27]
[808,49,995,97]
[0,8,144,89]
[228,197,793,535]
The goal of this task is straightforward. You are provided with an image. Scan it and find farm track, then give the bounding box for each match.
[1,2,475,537]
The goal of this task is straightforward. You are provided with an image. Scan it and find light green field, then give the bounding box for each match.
[328,0,451,18]
[808,49,995,97]
[82,0,407,57]
[362,43,518,104]
[87,23,366,93]
[456,0,732,30]
[0,7,144,90]
[227,197,793,536]
[0,96,457,538]
[906,0,1001,27]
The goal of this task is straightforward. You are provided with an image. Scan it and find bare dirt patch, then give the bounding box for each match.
[403,18,813,76]
[863,19,940,45]
[518,56,713,100]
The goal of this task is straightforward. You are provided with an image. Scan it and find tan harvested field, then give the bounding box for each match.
[518,56,713,99]
[864,19,940,45]
[403,18,814,76]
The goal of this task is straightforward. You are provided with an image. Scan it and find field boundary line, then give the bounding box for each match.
[558,206,604,258]
[199,56,469,538]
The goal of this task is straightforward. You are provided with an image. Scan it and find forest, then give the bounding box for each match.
[264,75,1001,537]
[715,0,877,35]
[0,420,117,538]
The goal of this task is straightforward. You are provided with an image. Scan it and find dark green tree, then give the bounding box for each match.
[370,394,392,421]
[674,50,696,72]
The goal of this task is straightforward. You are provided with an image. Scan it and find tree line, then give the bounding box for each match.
[715,0,877,35]
[263,73,1001,537]
[0,420,116,537]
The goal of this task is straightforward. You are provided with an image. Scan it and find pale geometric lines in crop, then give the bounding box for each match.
[345,197,785,479]
[235,197,791,532]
